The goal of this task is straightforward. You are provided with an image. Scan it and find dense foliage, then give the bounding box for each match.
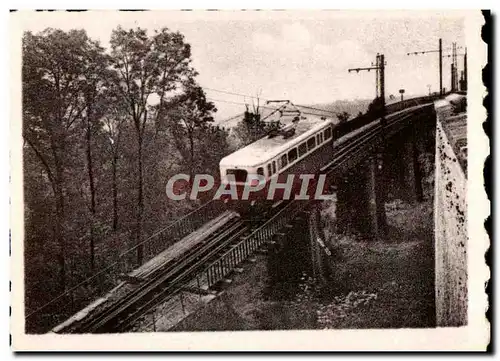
[23,27,230,332]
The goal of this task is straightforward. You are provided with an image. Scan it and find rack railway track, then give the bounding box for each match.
[68,202,293,333]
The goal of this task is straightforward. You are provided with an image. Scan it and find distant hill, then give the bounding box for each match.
[298,99,373,119]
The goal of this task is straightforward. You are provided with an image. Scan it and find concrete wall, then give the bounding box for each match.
[434,97,468,326]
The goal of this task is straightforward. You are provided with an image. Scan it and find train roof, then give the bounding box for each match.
[220,116,334,168]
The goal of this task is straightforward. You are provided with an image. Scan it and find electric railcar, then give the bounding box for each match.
[218,96,434,214]
[219,113,337,212]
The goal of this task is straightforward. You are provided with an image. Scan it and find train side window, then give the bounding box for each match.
[298,142,307,157]
[321,133,324,143]
[324,127,332,139]
[280,154,288,168]
[288,148,298,163]
[267,163,272,177]
[272,161,276,174]
[307,137,316,150]
[257,167,264,176]
[316,134,320,144]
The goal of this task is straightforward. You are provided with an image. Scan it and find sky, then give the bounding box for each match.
[17,10,466,120]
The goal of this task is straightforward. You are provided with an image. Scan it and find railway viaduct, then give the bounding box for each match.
[285,93,467,328]
[38,93,468,334]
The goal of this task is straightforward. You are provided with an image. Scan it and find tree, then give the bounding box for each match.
[23,26,241,333]
[366,96,384,116]
[101,87,129,232]
[197,125,231,201]
[80,42,113,270]
[165,82,217,179]
[336,111,350,124]
[232,116,264,148]
[22,29,105,290]
[109,26,196,264]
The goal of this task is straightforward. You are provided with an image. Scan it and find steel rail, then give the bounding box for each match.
[111,223,250,332]
[109,200,296,332]
[112,200,293,332]
[201,199,311,288]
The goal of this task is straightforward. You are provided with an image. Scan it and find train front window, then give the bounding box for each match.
[226,169,248,183]
[257,167,264,176]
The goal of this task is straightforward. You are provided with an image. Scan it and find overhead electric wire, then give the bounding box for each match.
[207,96,336,119]
[202,86,267,101]
[206,96,276,112]
[202,86,339,117]
[206,97,256,106]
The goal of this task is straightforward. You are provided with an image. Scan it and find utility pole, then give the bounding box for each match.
[380,54,385,120]
[439,38,443,95]
[348,53,388,239]
[451,63,455,92]
[407,39,465,96]
[463,47,468,91]
[449,42,460,92]
[455,43,459,91]
[454,42,458,91]
[407,38,444,95]
[443,43,466,93]
[349,53,386,127]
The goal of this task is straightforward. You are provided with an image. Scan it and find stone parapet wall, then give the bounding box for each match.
[434,95,468,326]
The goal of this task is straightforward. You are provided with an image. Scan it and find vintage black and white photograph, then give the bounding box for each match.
[10,9,489,351]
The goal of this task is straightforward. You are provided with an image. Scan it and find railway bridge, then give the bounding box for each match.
[27,93,467,333]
